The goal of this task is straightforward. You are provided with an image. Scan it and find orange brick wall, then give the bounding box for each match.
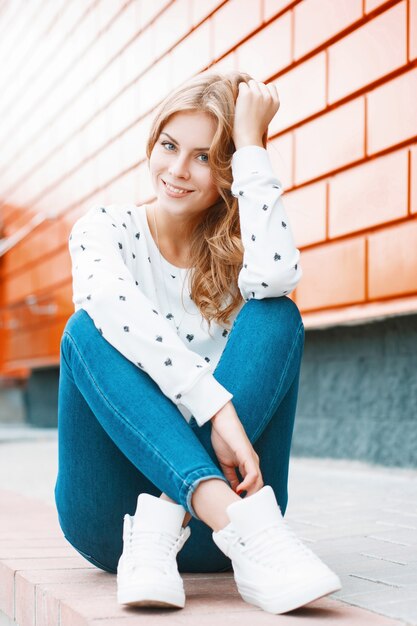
[0,0,416,377]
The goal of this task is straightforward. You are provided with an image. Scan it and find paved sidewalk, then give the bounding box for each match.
[1,425,416,624]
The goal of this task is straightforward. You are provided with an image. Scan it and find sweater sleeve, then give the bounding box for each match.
[68,205,233,427]
[231,145,303,301]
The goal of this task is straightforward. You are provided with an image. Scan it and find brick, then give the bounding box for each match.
[0,509,61,535]
[119,115,151,172]
[296,237,366,310]
[368,566,417,587]
[0,539,67,549]
[17,569,111,626]
[371,528,417,549]
[36,579,115,626]
[91,141,120,191]
[336,575,387,599]
[294,0,363,60]
[282,181,327,247]
[294,98,365,184]
[367,68,417,154]
[106,84,139,139]
[354,581,417,603]
[0,546,75,559]
[267,132,294,189]
[212,0,262,59]
[37,588,59,626]
[152,0,192,58]
[1,558,96,626]
[15,575,36,626]
[92,55,122,112]
[411,145,417,215]
[270,53,326,134]
[135,161,154,205]
[122,27,155,85]
[18,569,107,587]
[329,149,408,237]
[263,0,293,22]
[358,542,417,565]
[171,19,211,86]
[95,2,119,32]
[368,219,417,298]
[136,0,171,30]
[103,2,139,51]
[137,54,172,117]
[207,51,237,74]
[2,556,93,572]
[59,591,244,625]
[52,594,120,626]
[376,599,417,625]
[67,159,96,209]
[191,0,224,26]
[328,2,407,103]
[112,601,406,624]
[56,591,400,625]
[235,14,292,81]
[410,0,417,61]
[107,170,137,205]
[365,0,392,12]
[0,561,14,617]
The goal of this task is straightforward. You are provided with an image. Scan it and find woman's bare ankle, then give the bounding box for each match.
[159,492,177,504]
[191,478,241,532]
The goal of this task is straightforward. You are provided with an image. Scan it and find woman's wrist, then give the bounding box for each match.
[211,400,232,423]
[233,135,264,150]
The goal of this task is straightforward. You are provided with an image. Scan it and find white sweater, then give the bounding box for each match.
[69,145,302,427]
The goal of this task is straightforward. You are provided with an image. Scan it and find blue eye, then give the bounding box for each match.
[160,141,209,164]
[161,141,175,150]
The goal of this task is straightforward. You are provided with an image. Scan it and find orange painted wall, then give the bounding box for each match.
[0,0,416,379]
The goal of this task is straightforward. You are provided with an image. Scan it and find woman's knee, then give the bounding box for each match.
[243,296,303,336]
[64,309,95,340]
[261,295,302,320]
[60,310,104,368]
[66,538,117,573]
[56,507,120,572]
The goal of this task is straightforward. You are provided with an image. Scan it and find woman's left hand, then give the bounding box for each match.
[233,79,280,149]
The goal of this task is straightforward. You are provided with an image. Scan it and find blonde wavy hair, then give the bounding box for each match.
[145,70,268,330]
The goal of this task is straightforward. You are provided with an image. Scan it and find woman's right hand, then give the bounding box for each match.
[210,400,264,497]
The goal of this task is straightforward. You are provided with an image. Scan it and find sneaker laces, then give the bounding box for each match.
[125,526,190,574]
[226,521,320,571]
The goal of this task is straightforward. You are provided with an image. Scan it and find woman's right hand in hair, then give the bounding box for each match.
[233,79,280,149]
[210,400,264,497]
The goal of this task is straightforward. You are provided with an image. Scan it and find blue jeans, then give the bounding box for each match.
[54,296,304,574]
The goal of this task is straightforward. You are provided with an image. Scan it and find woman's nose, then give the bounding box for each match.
[168,156,190,179]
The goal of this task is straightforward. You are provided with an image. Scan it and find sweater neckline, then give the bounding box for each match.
[141,204,190,273]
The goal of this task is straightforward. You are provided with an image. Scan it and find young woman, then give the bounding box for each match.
[55,70,341,615]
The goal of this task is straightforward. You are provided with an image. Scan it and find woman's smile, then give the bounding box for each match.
[161,179,194,197]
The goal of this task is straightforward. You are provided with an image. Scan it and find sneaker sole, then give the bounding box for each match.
[237,573,341,614]
[117,583,185,608]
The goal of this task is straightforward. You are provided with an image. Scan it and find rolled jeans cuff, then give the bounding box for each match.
[185,471,230,521]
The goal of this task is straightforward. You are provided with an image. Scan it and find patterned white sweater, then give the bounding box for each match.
[68,145,302,426]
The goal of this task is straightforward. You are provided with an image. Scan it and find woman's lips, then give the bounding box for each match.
[162,179,194,197]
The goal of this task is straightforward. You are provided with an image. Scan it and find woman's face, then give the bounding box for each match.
[148,110,221,219]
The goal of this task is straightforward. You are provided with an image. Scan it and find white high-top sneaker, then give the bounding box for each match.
[212,486,341,614]
[117,493,191,608]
